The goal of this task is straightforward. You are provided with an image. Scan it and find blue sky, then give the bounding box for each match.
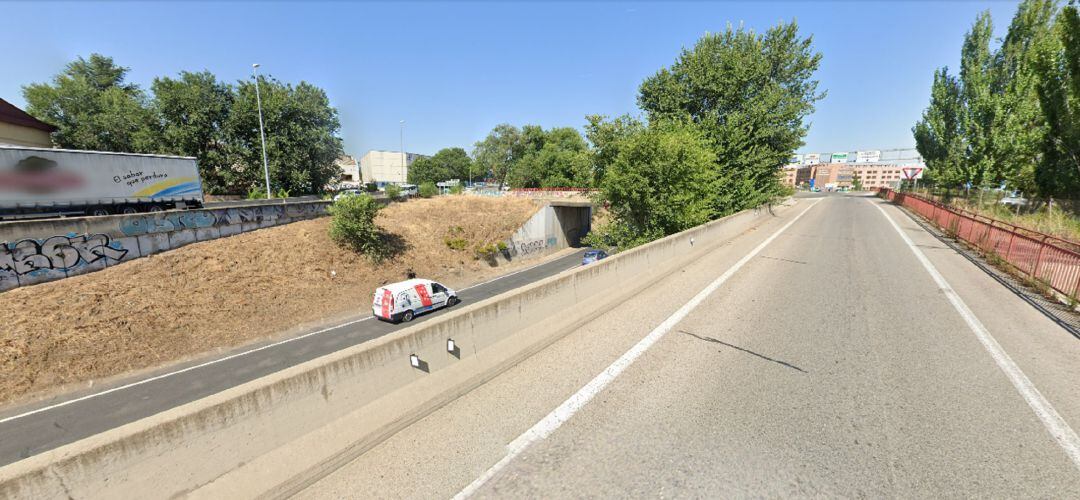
[2,1,1020,157]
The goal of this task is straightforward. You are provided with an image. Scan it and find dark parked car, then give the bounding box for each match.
[582,249,609,265]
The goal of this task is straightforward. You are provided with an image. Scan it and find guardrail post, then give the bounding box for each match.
[1031,235,1048,280]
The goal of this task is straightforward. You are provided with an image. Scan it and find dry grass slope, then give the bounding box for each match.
[0,196,539,406]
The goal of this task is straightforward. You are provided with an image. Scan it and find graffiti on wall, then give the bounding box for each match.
[0,233,128,276]
[510,236,559,257]
[118,203,327,236]
[0,202,330,291]
[119,211,216,236]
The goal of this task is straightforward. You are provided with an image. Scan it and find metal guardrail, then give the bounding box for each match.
[879,188,1080,299]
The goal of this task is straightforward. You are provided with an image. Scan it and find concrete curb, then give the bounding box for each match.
[0,199,795,499]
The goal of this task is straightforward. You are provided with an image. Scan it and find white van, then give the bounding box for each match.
[372,278,459,323]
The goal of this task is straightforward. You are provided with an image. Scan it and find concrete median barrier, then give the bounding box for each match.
[0,199,795,499]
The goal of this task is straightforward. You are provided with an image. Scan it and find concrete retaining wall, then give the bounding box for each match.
[0,200,794,499]
[0,201,331,292]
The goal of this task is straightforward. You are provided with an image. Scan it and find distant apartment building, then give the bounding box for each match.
[780,163,907,190]
[850,165,906,189]
[780,166,813,187]
[0,98,56,148]
[782,147,923,189]
[359,150,427,184]
[336,155,360,186]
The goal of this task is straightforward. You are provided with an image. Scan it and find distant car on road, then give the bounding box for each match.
[998,192,1029,207]
[333,189,362,201]
[373,278,459,323]
[582,249,609,265]
[399,183,419,197]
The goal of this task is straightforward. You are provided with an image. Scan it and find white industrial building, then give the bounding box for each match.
[359,150,427,184]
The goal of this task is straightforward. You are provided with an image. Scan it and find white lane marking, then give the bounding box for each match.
[0,317,370,425]
[0,253,583,425]
[454,200,822,499]
[872,200,1080,471]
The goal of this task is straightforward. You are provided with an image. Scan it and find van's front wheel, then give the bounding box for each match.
[402,310,414,322]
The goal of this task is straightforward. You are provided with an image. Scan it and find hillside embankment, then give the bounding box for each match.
[0,196,540,406]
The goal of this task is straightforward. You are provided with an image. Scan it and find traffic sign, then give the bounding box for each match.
[901,167,924,180]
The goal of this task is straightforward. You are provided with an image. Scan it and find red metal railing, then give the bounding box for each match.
[509,188,596,192]
[879,188,1080,299]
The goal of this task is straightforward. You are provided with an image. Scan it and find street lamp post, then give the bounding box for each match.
[253,63,272,199]
[399,120,406,183]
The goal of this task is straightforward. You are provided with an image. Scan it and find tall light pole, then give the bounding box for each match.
[399,120,406,183]
[252,63,272,199]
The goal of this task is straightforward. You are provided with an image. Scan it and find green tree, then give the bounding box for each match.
[23,54,159,152]
[960,12,1000,189]
[638,22,825,213]
[851,171,864,191]
[151,71,234,194]
[510,126,593,188]
[589,119,717,249]
[473,124,524,188]
[914,68,968,187]
[228,76,344,195]
[408,147,474,184]
[994,0,1058,193]
[1034,3,1080,198]
[585,114,645,184]
[407,156,440,185]
[915,1,1078,199]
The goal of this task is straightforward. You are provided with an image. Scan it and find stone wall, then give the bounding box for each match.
[0,201,331,292]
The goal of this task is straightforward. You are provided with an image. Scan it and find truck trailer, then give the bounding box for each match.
[0,145,204,220]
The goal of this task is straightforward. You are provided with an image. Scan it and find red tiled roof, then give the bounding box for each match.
[0,98,57,132]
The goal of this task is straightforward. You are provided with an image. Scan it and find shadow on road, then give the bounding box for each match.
[679,330,807,373]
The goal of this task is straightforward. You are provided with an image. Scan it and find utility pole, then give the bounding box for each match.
[399,120,406,183]
[252,63,271,199]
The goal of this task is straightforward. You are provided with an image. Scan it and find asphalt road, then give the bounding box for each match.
[300,193,1080,498]
[0,249,587,467]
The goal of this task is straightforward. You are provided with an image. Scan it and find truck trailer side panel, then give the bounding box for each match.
[0,146,203,216]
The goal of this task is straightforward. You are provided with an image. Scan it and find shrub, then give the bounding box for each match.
[474,242,500,260]
[365,182,379,192]
[444,226,467,250]
[450,184,464,195]
[444,237,468,251]
[384,184,402,199]
[419,181,438,198]
[246,187,267,199]
[328,194,389,261]
[275,188,290,199]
